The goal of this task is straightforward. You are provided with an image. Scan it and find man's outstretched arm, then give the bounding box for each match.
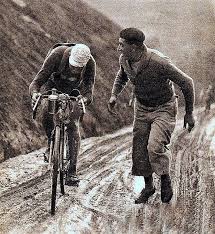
[163,60,195,131]
[108,62,128,113]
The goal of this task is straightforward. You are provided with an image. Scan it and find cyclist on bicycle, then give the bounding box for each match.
[29,43,96,186]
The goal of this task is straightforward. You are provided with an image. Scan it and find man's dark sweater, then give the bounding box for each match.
[112,45,194,113]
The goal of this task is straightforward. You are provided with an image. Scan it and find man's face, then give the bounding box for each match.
[117,38,134,59]
[69,64,83,74]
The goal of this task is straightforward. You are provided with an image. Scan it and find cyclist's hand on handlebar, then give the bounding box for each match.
[31,92,41,107]
[82,97,88,105]
[107,95,117,115]
[78,97,88,112]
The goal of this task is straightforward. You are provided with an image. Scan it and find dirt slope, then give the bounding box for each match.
[0,0,133,162]
[0,107,214,233]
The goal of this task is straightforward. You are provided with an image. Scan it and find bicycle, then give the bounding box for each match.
[32,88,86,215]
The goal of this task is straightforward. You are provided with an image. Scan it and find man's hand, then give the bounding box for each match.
[31,92,41,108]
[183,113,195,132]
[107,95,117,115]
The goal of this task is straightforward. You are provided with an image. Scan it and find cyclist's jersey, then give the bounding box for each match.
[29,45,96,105]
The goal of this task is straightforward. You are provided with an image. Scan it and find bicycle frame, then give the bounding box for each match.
[32,88,85,215]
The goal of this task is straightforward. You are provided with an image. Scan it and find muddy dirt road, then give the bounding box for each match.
[0,109,215,234]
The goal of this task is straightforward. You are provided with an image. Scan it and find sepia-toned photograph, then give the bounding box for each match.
[0,0,215,233]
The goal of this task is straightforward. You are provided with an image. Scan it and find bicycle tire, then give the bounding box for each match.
[51,126,61,215]
[59,126,65,195]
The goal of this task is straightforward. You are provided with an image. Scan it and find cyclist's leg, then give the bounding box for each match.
[41,82,55,144]
[41,100,54,160]
[65,99,83,185]
[65,120,81,185]
[67,121,80,174]
[42,115,54,143]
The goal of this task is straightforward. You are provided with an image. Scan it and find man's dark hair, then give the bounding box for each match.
[120,28,145,46]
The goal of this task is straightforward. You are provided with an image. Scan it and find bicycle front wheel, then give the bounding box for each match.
[51,126,61,215]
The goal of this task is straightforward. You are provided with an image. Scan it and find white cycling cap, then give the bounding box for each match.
[69,44,91,67]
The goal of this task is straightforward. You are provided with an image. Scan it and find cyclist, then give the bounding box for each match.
[29,43,96,186]
[108,28,195,204]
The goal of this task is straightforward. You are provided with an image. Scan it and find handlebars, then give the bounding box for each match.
[32,88,86,120]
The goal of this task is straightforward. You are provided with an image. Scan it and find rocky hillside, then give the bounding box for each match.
[0,0,133,161]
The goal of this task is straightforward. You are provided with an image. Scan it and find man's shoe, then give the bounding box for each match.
[65,174,80,187]
[161,174,173,203]
[135,187,156,204]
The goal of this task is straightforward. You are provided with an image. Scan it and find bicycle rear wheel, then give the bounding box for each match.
[50,126,61,215]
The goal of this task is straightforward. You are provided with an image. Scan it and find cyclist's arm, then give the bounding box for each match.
[80,56,96,105]
[29,47,64,96]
